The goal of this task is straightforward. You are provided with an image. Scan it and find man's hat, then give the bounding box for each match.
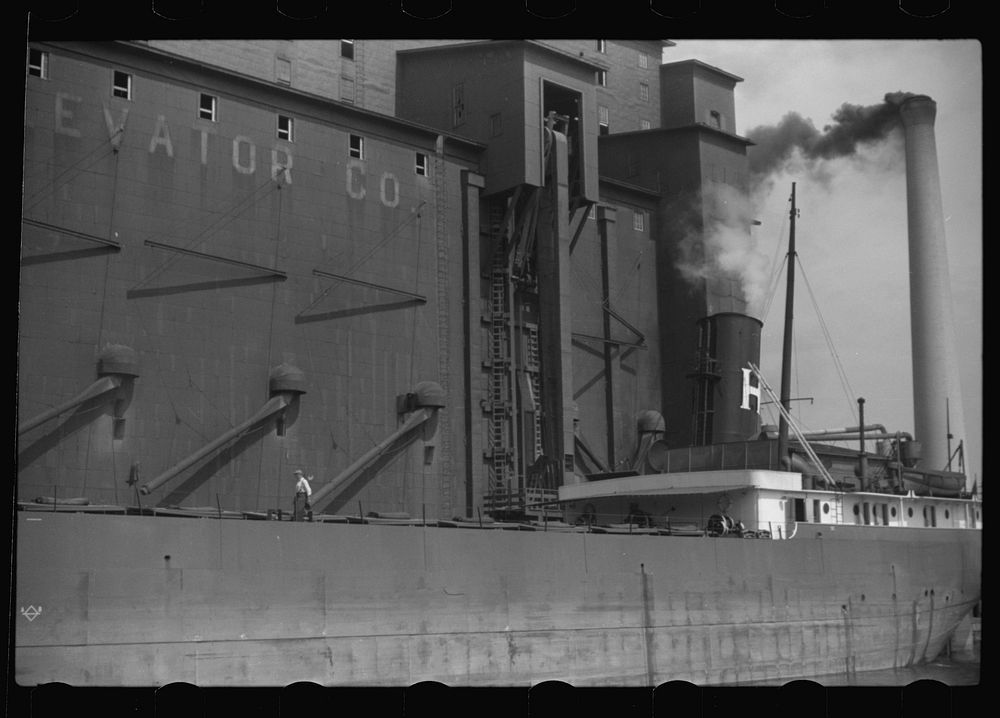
[294,469,304,476]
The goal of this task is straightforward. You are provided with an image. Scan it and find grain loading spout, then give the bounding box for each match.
[17,344,139,436]
[309,381,445,513]
[139,363,305,495]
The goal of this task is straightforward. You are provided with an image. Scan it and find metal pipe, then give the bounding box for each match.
[761,425,906,441]
[858,397,867,491]
[800,424,887,437]
[18,376,122,435]
[140,393,293,495]
[792,432,914,442]
[310,407,435,510]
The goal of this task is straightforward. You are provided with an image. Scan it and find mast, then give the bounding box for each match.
[777,183,797,467]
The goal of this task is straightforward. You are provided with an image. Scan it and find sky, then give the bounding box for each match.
[662,40,982,485]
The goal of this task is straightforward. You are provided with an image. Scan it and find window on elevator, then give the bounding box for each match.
[341,40,355,60]
[277,115,293,142]
[349,134,364,160]
[341,75,355,103]
[28,48,48,78]
[199,93,217,121]
[113,70,132,100]
[452,83,465,127]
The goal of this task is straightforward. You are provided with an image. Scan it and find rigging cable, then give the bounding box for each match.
[22,142,116,214]
[300,201,426,316]
[126,177,285,505]
[796,255,859,424]
[258,173,288,509]
[760,253,788,324]
[759,207,790,322]
[131,179,281,290]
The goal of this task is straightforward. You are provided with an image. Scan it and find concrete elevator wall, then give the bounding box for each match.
[20,42,483,518]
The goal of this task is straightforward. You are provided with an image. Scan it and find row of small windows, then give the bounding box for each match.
[586,205,647,232]
[593,71,649,104]
[32,44,357,102]
[845,501,959,527]
[597,105,650,135]
[595,41,652,69]
[29,58,423,175]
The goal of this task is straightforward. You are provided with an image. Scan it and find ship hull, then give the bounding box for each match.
[15,512,980,686]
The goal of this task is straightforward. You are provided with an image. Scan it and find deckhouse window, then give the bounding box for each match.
[113,70,132,100]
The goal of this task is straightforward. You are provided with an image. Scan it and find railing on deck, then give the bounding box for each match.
[653,441,779,473]
[17,499,797,538]
[483,487,560,517]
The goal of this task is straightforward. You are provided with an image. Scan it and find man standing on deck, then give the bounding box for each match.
[293,469,313,521]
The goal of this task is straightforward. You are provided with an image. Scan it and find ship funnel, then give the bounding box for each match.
[898,95,968,476]
[690,313,763,445]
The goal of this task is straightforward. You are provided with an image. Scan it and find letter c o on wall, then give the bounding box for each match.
[380,172,400,208]
[346,159,366,199]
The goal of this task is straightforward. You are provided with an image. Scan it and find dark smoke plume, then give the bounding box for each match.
[747,91,916,187]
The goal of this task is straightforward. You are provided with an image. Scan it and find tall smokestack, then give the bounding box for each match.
[898,95,967,476]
